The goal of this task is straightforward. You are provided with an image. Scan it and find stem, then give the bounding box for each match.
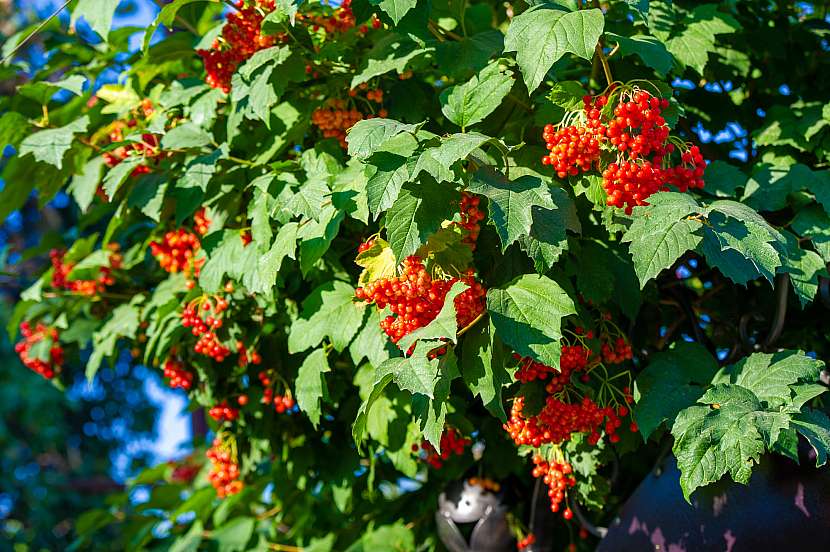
[1,0,72,65]
[595,43,614,87]
[457,312,486,338]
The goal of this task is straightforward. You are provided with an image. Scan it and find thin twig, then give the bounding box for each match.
[1,0,72,65]
[594,43,614,87]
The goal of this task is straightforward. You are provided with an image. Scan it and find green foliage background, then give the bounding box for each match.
[2,0,830,550]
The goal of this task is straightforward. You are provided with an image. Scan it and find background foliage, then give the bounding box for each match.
[2,0,830,550]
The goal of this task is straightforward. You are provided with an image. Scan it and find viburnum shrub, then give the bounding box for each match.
[3,0,830,550]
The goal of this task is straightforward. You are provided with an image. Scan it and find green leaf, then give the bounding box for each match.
[86,298,144,380]
[376,345,441,399]
[385,180,458,261]
[180,148,224,190]
[634,342,719,439]
[672,385,766,501]
[285,177,330,221]
[354,522,415,552]
[627,218,702,287]
[351,37,433,89]
[213,517,255,552]
[296,348,331,428]
[198,230,245,292]
[412,350,459,450]
[71,0,120,40]
[355,237,397,285]
[353,372,394,446]
[504,6,604,93]
[297,206,344,275]
[518,186,579,272]
[487,273,575,367]
[365,153,411,218]
[347,119,420,160]
[435,31,504,80]
[462,319,511,420]
[703,160,747,198]
[416,225,473,273]
[701,213,781,285]
[19,116,89,169]
[0,111,30,149]
[671,349,827,500]
[132,185,170,229]
[161,123,212,150]
[440,62,515,130]
[468,168,560,251]
[665,5,740,75]
[288,281,365,353]
[547,80,587,110]
[716,350,824,408]
[622,193,704,286]
[19,75,87,105]
[350,310,395,369]
[374,0,418,25]
[238,45,293,80]
[397,280,468,352]
[413,132,490,179]
[67,156,105,211]
[169,521,204,552]
[101,157,143,200]
[143,0,208,51]
[791,206,830,262]
[249,222,298,294]
[775,230,826,307]
[605,33,674,75]
[791,409,830,467]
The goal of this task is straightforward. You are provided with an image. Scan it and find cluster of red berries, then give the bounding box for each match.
[311,99,364,147]
[532,454,576,515]
[181,297,231,361]
[257,371,295,413]
[150,229,203,276]
[99,100,159,179]
[542,95,605,177]
[303,0,382,36]
[517,533,537,550]
[14,322,64,380]
[197,1,278,92]
[206,438,243,497]
[601,337,633,364]
[236,341,262,368]
[272,394,296,413]
[49,245,122,297]
[102,127,160,177]
[468,477,501,493]
[307,0,355,34]
[414,428,471,469]
[162,358,194,390]
[457,192,486,249]
[542,89,706,213]
[209,401,240,423]
[514,344,590,385]
[504,395,621,448]
[169,458,201,484]
[354,256,486,344]
[311,95,387,148]
[194,207,211,236]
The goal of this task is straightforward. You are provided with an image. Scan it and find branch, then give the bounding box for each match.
[1,0,72,65]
